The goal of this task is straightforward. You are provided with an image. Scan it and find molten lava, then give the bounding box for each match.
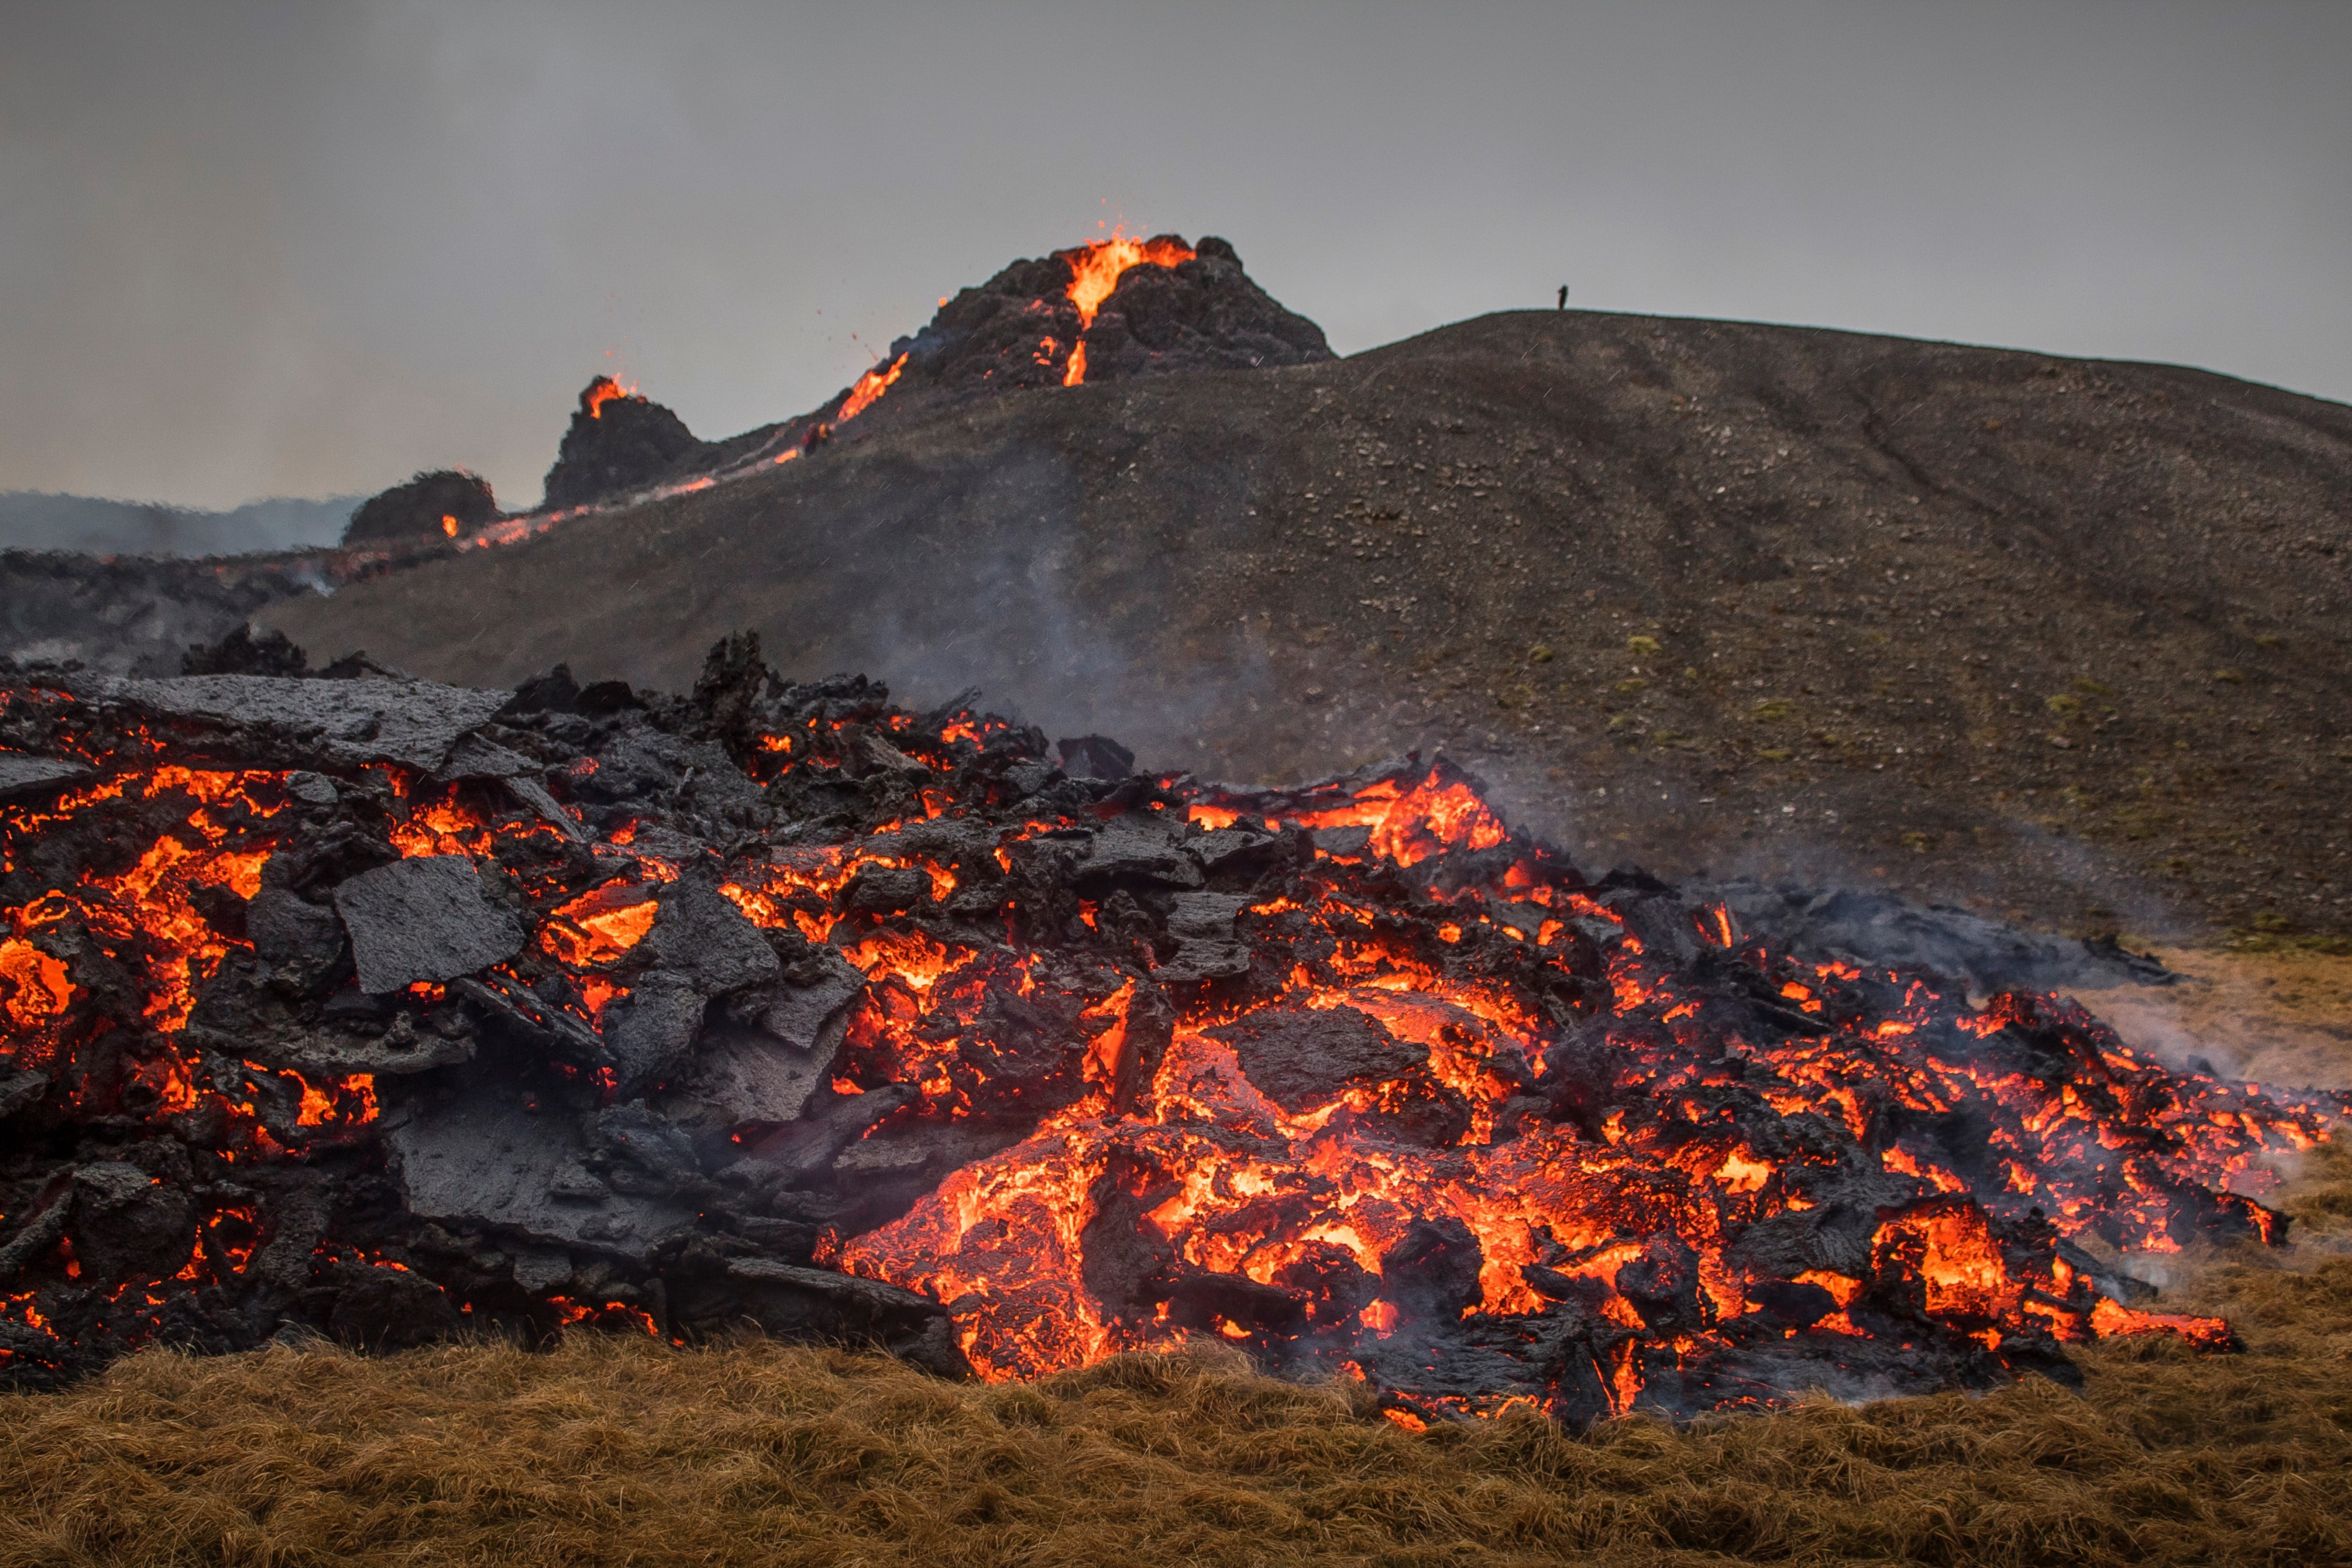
[1,664,2339,1420]
[582,377,637,420]
[1063,232,1195,329]
[1052,230,1195,386]
[837,354,907,423]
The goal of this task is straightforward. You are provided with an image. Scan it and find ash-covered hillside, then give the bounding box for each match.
[264,310,2352,943]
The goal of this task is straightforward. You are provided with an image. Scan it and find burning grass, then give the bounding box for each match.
[4,1151,2347,1568]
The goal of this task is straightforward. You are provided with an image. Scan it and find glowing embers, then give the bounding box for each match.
[828,773,2335,1413]
[1189,765,1509,868]
[1,676,2330,1415]
[27,766,290,1034]
[1756,981,2318,1256]
[546,1296,661,1336]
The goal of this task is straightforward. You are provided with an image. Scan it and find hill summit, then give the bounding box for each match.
[529,233,1333,513]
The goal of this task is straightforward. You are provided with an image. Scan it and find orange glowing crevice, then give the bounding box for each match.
[540,885,660,967]
[547,1296,661,1336]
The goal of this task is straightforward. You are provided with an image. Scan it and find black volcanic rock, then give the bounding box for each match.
[181,624,309,677]
[880,234,1334,399]
[342,469,498,547]
[332,854,528,994]
[542,378,711,511]
[1075,237,1334,381]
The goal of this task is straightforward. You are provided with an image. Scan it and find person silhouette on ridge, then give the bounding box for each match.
[1557,284,1569,310]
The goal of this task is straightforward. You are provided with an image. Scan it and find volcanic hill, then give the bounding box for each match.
[262,303,2352,943]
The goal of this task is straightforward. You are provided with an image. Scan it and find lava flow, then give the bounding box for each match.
[1054,230,1195,385]
[581,376,638,420]
[0,647,2341,1424]
[837,354,908,423]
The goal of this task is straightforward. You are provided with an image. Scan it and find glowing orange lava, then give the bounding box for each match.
[1063,232,1194,329]
[582,377,637,419]
[2,693,2333,1416]
[838,354,907,423]
[1053,230,1195,386]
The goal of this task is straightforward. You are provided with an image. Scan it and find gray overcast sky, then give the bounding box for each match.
[2,1,2346,511]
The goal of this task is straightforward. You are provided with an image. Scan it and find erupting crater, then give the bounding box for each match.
[0,637,2339,1423]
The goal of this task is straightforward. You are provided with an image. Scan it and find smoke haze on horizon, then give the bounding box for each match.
[2,0,2346,513]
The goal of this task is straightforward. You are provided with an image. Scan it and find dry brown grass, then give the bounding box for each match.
[2080,945,2352,1094]
[7,946,2347,1568]
[6,1202,2349,1567]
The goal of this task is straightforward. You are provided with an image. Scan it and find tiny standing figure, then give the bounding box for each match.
[1557,284,1569,310]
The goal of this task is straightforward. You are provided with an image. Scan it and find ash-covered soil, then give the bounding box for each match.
[263,310,2352,942]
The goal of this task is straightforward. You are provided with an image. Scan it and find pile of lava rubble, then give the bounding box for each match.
[1,632,2345,1424]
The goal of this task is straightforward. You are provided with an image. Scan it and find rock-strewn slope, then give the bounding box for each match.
[263,310,2352,939]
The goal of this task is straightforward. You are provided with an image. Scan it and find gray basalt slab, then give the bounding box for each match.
[332,855,526,994]
[96,675,511,771]
[0,753,91,802]
[1156,891,1255,982]
[387,1092,691,1264]
[726,1257,941,1316]
[638,879,781,997]
[758,944,866,1053]
[690,1024,833,1125]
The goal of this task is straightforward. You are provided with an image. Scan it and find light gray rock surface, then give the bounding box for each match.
[387,1091,692,1263]
[0,753,90,801]
[332,855,526,993]
[690,1026,834,1125]
[95,675,510,771]
[1156,891,1255,982]
[758,944,866,1052]
[638,879,781,997]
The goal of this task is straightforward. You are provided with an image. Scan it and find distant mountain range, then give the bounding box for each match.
[0,491,360,557]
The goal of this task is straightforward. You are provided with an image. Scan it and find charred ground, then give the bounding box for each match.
[261,310,2352,942]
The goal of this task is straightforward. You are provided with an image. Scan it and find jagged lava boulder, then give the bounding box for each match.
[341,470,498,547]
[542,378,712,511]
